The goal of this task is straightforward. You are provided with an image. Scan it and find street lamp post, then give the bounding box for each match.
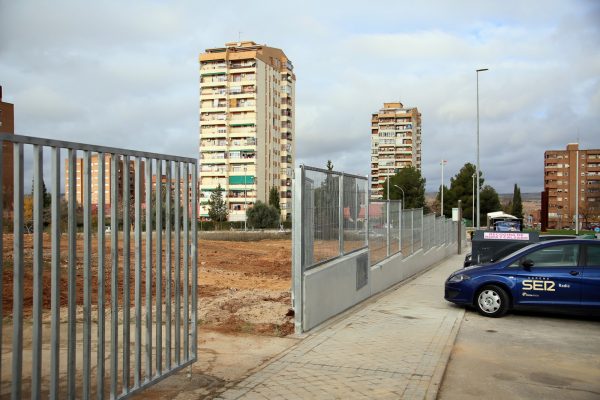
[393,184,405,208]
[440,159,447,217]
[476,67,488,229]
[472,173,476,227]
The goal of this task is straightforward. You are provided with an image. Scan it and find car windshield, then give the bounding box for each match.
[497,242,540,262]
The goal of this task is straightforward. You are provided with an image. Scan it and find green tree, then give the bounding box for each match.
[326,160,334,171]
[269,186,280,211]
[207,184,228,228]
[511,184,523,218]
[480,185,502,222]
[246,201,280,229]
[382,166,427,210]
[440,163,482,222]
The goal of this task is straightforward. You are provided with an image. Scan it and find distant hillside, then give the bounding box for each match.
[499,193,540,202]
[426,192,540,202]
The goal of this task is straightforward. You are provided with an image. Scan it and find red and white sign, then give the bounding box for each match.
[483,232,530,241]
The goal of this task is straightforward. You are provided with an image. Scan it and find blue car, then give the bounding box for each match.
[445,239,600,317]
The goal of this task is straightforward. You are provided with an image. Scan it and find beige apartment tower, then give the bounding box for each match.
[370,102,422,199]
[544,143,600,229]
[199,41,295,222]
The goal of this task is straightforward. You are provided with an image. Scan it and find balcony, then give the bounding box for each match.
[229,61,256,69]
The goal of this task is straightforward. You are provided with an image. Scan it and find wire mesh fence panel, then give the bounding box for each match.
[422,214,435,251]
[412,209,423,251]
[389,202,401,256]
[401,209,413,256]
[304,169,340,265]
[302,167,367,269]
[343,176,368,254]
[368,202,387,266]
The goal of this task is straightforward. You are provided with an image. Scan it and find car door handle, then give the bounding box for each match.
[569,270,580,276]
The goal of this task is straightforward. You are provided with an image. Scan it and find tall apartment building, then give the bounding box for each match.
[0,85,14,211]
[199,41,295,222]
[64,154,143,208]
[370,102,421,199]
[544,143,600,229]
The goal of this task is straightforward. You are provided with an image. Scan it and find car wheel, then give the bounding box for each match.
[476,285,509,317]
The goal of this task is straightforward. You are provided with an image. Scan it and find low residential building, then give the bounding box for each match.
[0,85,14,211]
[64,154,144,209]
[544,143,600,229]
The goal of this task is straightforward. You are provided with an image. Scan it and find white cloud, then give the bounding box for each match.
[0,0,598,195]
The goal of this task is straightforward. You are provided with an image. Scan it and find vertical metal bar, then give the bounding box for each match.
[174,162,181,363]
[134,157,142,386]
[11,142,24,400]
[122,155,131,393]
[386,201,390,257]
[83,150,92,399]
[165,161,172,369]
[191,162,198,360]
[111,154,119,396]
[145,158,153,378]
[292,166,304,334]
[67,148,77,400]
[183,163,190,360]
[97,153,106,400]
[0,140,3,390]
[421,209,424,250]
[338,173,344,255]
[155,159,163,374]
[50,147,61,400]
[411,210,414,255]
[398,205,403,253]
[32,145,43,400]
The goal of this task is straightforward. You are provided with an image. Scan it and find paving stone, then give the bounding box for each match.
[219,253,466,399]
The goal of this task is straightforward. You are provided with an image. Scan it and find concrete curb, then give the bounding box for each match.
[425,308,465,400]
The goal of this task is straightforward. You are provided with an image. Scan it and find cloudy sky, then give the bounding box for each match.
[1,0,598,194]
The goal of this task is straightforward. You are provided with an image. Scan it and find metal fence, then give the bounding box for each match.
[0,133,198,399]
[295,165,458,270]
[298,166,369,269]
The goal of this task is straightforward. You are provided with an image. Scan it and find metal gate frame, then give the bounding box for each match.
[0,133,198,399]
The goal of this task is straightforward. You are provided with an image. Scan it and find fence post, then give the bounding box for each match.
[421,209,424,251]
[339,173,344,255]
[386,201,390,257]
[411,209,414,255]
[458,200,462,254]
[399,202,402,255]
[292,166,304,334]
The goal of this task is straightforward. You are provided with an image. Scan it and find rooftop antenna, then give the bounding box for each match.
[238,31,242,44]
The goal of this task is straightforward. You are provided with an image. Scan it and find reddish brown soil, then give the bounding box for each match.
[1,234,293,337]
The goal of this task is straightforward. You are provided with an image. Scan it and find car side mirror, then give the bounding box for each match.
[521,259,534,270]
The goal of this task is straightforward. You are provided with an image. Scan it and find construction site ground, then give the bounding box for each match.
[1,234,295,399]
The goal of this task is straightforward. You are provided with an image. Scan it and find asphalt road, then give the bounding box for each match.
[438,307,600,399]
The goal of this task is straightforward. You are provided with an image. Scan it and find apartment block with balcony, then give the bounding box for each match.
[544,143,600,229]
[199,41,295,222]
[370,102,422,199]
[64,154,144,210]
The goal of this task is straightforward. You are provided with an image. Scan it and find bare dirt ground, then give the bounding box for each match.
[1,234,293,337]
[2,233,295,398]
[197,239,294,336]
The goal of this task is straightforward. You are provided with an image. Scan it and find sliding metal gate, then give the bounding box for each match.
[0,133,198,399]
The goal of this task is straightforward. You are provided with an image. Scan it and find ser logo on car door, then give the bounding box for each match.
[522,279,556,291]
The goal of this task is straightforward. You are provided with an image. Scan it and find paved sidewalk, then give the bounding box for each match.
[217,252,466,400]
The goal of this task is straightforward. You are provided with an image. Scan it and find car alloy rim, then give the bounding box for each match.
[478,290,500,313]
